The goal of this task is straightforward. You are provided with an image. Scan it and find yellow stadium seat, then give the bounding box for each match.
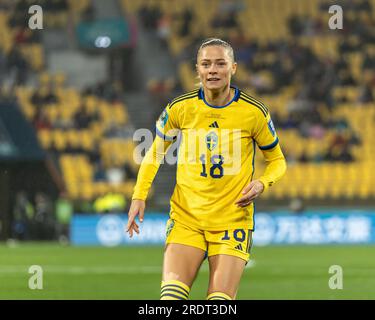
[38,130,52,148]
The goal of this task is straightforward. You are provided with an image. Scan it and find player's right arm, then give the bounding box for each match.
[126,136,175,237]
[127,104,180,237]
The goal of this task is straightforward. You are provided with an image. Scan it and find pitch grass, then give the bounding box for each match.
[1,243,374,300]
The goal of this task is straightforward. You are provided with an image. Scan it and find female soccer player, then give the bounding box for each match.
[127,38,287,300]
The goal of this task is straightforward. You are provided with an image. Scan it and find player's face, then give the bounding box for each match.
[197,46,237,91]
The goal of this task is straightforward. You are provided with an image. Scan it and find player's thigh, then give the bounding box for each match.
[162,219,207,287]
[207,254,246,299]
[206,228,253,299]
[162,243,206,287]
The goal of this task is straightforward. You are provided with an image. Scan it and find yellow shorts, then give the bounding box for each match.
[165,219,253,262]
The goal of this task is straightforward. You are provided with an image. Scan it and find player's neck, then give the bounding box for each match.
[204,86,233,107]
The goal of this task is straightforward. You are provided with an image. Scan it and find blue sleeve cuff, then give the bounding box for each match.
[258,137,279,150]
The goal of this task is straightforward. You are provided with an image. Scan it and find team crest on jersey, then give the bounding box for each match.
[206,131,218,151]
[158,109,169,128]
[267,119,276,137]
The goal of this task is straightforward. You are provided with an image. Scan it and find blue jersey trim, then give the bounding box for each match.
[198,86,240,108]
[155,126,176,141]
[251,139,256,181]
[258,137,279,150]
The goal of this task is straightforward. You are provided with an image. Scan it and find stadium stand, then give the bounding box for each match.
[1,0,139,216]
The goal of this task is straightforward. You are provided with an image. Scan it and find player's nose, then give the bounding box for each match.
[208,65,218,73]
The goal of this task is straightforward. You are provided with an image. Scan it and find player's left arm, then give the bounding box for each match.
[236,111,287,207]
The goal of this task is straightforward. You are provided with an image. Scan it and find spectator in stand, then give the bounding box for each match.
[34,192,55,240]
[123,162,137,180]
[32,108,51,130]
[211,9,238,29]
[93,160,106,182]
[12,191,35,241]
[55,191,73,244]
[104,122,134,139]
[30,86,58,108]
[88,144,101,164]
[228,30,257,64]
[337,70,357,86]
[73,103,92,129]
[83,80,123,103]
[358,82,374,103]
[13,27,41,45]
[53,111,74,130]
[138,3,162,30]
[5,46,29,85]
[324,127,357,163]
[157,13,172,47]
[178,8,194,37]
[298,150,309,163]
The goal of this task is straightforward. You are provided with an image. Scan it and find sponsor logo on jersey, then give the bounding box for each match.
[235,244,243,251]
[209,121,219,128]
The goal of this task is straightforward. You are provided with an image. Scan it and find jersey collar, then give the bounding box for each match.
[198,86,240,109]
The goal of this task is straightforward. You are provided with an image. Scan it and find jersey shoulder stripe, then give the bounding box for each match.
[240,91,269,113]
[169,89,199,108]
[239,92,268,117]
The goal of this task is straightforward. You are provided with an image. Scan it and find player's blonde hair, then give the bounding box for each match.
[197,38,235,62]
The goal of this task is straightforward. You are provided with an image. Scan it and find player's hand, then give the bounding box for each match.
[126,199,145,238]
[235,180,264,207]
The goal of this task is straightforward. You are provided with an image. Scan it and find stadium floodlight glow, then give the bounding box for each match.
[94,36,111,48]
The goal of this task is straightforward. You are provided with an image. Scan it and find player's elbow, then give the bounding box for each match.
[280,157,287,178]
[270,156,287,180]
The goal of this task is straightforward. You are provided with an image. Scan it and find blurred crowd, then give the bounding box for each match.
[12,190,68,242]
[135,0,375,165]
[1,0,136,238]
[0,5,40,87]
[28,78,136,181]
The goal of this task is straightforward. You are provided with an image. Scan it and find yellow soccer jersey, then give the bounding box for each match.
[134,86,286,231]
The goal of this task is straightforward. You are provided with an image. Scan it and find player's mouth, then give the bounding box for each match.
[207,78,220,82]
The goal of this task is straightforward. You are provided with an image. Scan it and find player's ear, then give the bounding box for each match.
[231,62,237,76]
[196,64,202,80]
